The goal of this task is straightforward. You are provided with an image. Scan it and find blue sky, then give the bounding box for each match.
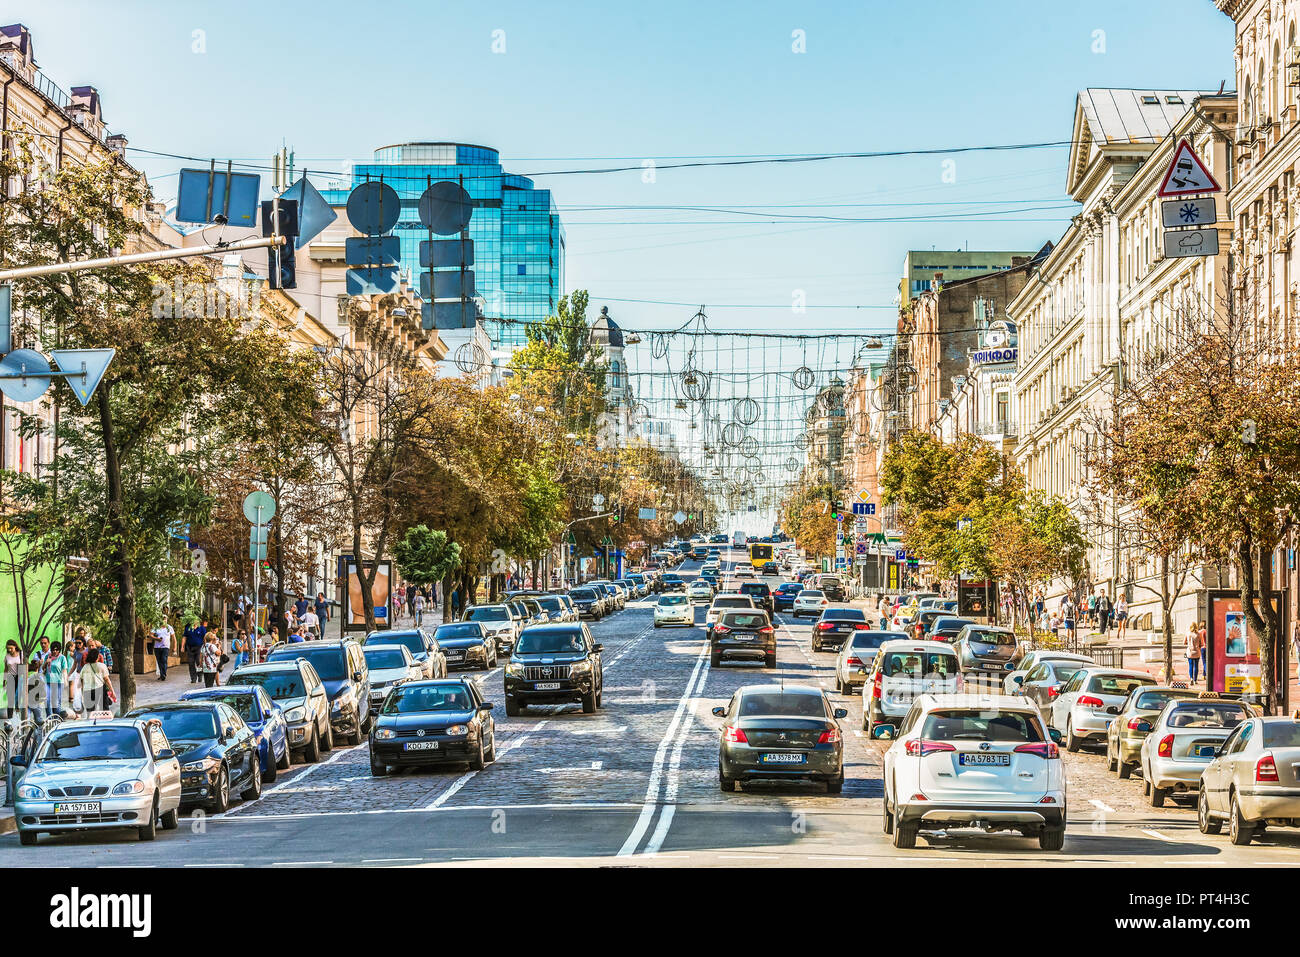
[14,0,1235,337]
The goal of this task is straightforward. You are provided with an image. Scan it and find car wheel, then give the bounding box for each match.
[1117,759,1133,780]
[826,770,844,794]
[1039,826,1066,851]
[241,761,263,802]
[718,769,737,792]
[764,652,777,668]
[882,792,894,834]
[485,728,497,763]
[1229,794,1254,846]
[581,688,598,714]
[1198,790,1222,834]
[262,750,278,783]
[1065,718,1081,753]
[346,725,362,746]
[303,727,321,763]
[1149,782,1166,808]
[209,766,230,814]
[17,829,37,846]
[891,807,917,849]
[1106,744,1118,773]
[277,745,291,771]
[161,806,180,830]
[653,622,661,629]
[370,753,388,777]
[320,722,335,752]
[505,697,521,717]
[137,799,158,841]
[709,652,721,667]
[470,737,486,771]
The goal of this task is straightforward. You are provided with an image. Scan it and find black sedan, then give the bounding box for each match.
[714,684,848,793]
[709,611,777,668]
[369,679,497,775]
[811,607,869,652]
[124,701,262,813]
[433,621,497,670]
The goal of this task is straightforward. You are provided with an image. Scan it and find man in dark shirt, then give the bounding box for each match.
[183,620,207,684]
[294,593,309,618]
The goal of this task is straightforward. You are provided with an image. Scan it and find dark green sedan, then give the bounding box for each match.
[714,684,847,794]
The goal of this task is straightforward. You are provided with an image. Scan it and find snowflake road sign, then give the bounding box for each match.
[1161,197,1216,229]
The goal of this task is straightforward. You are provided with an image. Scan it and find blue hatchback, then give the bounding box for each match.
[181,685,291,781]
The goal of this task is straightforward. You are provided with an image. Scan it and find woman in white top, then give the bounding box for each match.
[78,648,111,713]
[200,633,222,688]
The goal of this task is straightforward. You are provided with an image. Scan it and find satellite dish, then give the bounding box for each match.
[419,181,473,235]
[346,181,401,236]
[0,348,52,402]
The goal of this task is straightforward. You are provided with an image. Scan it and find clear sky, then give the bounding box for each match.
[14,0,1235,338]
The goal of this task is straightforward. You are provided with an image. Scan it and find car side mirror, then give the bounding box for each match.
[479,703,494,712]
[592,643,603,653]
[9,754,26,767]
[711,707,727,717]
[1012,675,1023,685]
[1047,728,1064,745]
[833,708,848,720]
[156,748,176,761]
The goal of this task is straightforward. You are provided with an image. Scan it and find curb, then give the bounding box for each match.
[0,810,15,835]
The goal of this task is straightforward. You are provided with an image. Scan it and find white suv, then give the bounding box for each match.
[863,639,961,736]
[883,693,1067,850]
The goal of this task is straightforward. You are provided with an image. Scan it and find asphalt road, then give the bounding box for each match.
[5,548,1300,867]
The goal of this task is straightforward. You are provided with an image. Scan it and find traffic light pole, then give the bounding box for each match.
[0,234,284,282]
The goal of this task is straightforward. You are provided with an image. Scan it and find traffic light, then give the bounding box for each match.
[262,198,299,290]
[830,499,843,520]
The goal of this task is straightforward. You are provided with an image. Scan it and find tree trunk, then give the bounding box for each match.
[273,503,287,641]
[442,571,455,622]
[1239,538,1279,714]
[1160,552,1173,685]
[97,389,136,713]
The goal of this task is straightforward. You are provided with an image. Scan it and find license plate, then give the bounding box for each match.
[54,802,101,814]
[1197,745,1217,757]
[403,741,440,751]
[534,682,562,690]
[446,653,464,660]
[958,753,1010,766]
[759,752,806,764]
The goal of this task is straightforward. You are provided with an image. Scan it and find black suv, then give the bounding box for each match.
[504,624,604,715]
[739,581,775,615]
[660,574,686,593]
[266,639,371,744]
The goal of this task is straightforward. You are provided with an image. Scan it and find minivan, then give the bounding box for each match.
[266,639,372,745]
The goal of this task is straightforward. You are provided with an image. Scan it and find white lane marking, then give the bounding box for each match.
[717,853,778,860]
[618,639,712,857]
[1089,799,1115,814]
[592,761,603,770]
[1141,828,1176,842]
[643,658,710,855]
[271,860,333,866]
[424,720,549,810]
[363,857,421,863]
[211,801,645,822]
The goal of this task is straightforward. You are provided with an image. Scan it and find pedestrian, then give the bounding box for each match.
[45,641,71,715]
[232,630,251,668]
[1096,590,1112,635]
[77,648,112,714]
[184,618,206,683]
[314,592,329,623]
[877,593,892,630]
[300,605,320,638]
[1086,592,1097,628]
[1186,622,1202,684]
[1114,594,1129,641]
[288,627,306,644]
[152,619,174,680]
[413,590,426,627]
[294,592,309,619]
[200,630,222,687]
[1198,620,1208,684]
[3,639,22,718]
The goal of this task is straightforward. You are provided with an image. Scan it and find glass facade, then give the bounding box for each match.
[323,143,564,349]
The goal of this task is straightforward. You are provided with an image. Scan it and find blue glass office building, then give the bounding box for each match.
[325,143,564,349]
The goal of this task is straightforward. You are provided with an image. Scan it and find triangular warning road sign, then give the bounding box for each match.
[1157,139,1221,198]
[50,348,115,406]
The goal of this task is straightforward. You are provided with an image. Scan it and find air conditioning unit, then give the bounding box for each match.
[1236,122,1257,145]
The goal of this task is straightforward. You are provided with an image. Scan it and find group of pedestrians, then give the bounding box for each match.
[1185,620,1209,684]
[394,584,437,626]
[3,628,115,720]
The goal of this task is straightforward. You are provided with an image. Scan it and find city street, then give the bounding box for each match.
[6,552,1296,868]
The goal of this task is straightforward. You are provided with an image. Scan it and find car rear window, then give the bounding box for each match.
[850,632,891,649]
[880,651,958,678]
[921,709,1043,742]
[799,590,824,599]
[1086,674,1155,696]
[714,597,753,608]
[968,630,1015,646]
[1263,722,1300,748]
[1049,664,1084,683]
[932,618,974,630]
[1165,703,1248,729]
[823,608,866,620]
[1134,690,1196,711]
[740,583,770,594]
[722,612,769,629]
[738,693,825,718]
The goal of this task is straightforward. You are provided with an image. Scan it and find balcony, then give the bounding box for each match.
[975,420,1018,439]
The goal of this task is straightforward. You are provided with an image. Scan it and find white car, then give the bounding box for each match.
[654,594,695,628]
[882,693,1067,850]
[362,644,424,711]
[687,579,715,602]
[733,566,755,579]
[863,639,961,735]
[791,589,828,618]
[706,594,757,631]
[1049,667,1156,752]
[1003,651,1094,695]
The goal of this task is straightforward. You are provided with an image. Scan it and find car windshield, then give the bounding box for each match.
[516,631,587,654]
[1165,703,1248,729]
[569,589,596,600]
[189,694,258,722]
[382,685,474,714]
[723,613,769,629]
[275,647,345,681]
[823,609,866,621]
[435,624,482,640]
[850,632,891,649]
[233,670,305,699]
[537,597,565,613]
[1086,674,1154,696]
[738,693,825,718]
[365,649,408,670]
[881,652,958,678]
[369,631,425,656]
[968,630,1016,646]
[143,709,218,741]
[1263,722,1300,748]
[921,709,1043,742]
[1134,690,1197,711]
[659,595,688,606]
[468,607,510,621]
[40,727,147,762]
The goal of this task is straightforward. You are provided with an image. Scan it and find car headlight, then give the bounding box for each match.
[375,728,395,740]
[570,660,592,674]
[112,780,146,796]
[16,784,44,800]
[284,706,306,722]
[182,758,219,772]
[332,689,355,712]
[444,724,469,736]
[505,660,525,676]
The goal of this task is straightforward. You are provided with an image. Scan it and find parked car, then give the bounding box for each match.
[464,603,525,650]
[1105,685,1200,779]
[915,605,958,634]
[791,589,829,619]
[834,630,892,695]
[536,594,575,623]
[11,717,182,845]
[882,693,1066,850]
[433,621,497,670]
[124,701,262,813]
[568,587,605,620]
[266,639,372,745]
[951,624,1018,672]
[1048,667,1156,752]
[504,624,604,715]
[773,581,804,612]
[230,659,333,762]
[369,678,496,776]
[1140,696,1251,807]
[654,593,695,628]
[1199,716,1300,845]
[362,644,425,713]
[1004,651,1094,695]
[923,616,976,642]
[364,627,443,680]
[811,607,870,653]
[738,581,775,615]
[1014,658,1093,719]
[710,610,777,668]
[714,684,847,793]
[181,685,290,782]
[863,639,961,736]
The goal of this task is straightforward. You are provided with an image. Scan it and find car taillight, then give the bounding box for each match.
[1256,753,1279,782]
[1013,742,1059,759]
[853,622,870,629]
[872,672,883,699]
[1157,734,1174,757]
[905,739,956,757]
[758,626,774,635]
[1048,686,1061,698]
[846,656,863,667]
[1077,695,1104,708]
[723,726,748,743]
[816,622,834,631]
[713,625,730,635]
[818,728,841,744]
[1126,718,1151,731]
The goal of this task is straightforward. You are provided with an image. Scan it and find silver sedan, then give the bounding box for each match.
[1199,715,1300,845]
[1140,697,1251,807]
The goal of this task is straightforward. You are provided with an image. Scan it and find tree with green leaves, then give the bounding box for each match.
[394,525,462,598]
